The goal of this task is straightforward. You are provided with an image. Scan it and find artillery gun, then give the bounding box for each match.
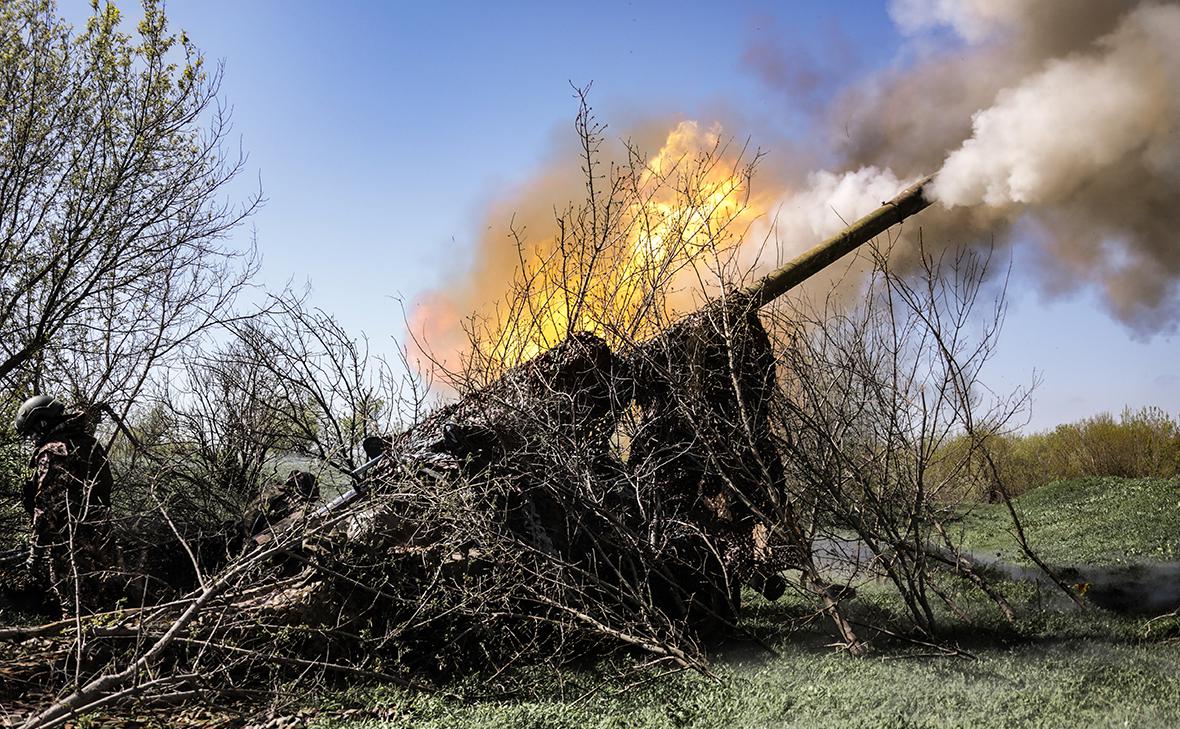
[243,175,938,638]
[0,176,937,719]
[3,177,934,624]
[307,175,936,521]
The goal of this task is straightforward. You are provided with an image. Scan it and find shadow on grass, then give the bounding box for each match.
[728,566,1175,667]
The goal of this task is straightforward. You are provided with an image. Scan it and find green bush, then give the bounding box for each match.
[0,449,28,551]
[0,407,28,551]
[938,407,1180,500]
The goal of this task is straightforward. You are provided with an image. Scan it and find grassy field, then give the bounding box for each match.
[308,648,1179,728]
[302,586,1179,729]
[294,477,1180,729]
[952,476,1180,566]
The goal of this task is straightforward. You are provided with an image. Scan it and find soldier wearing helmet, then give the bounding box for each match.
[246,469,320,537]
[15,395,117,615]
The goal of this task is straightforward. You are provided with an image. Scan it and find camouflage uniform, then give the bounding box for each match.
[23,410,118,615]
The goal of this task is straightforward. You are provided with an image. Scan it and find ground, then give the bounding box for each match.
[952,476,1180,566]
[290,476,1180,729]
[300,602,1178,729]
[6,478,1178,728]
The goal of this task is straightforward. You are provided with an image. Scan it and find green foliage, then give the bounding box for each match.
[940,407,1180,500]
[2,0,254,526]
[0,434,27,551]
[0,395,28,550]
[0,0,256,400]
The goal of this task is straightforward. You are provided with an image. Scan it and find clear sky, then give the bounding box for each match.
[64,0,1180,432]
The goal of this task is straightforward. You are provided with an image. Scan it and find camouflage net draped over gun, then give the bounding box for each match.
[234,310,795,673]
[627,295,796,630]
[257,298,797,667]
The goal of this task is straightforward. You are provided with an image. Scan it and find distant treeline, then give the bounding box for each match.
[942,407,1180,500]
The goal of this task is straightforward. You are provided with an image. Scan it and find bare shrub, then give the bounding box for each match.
[765,243,1035,640]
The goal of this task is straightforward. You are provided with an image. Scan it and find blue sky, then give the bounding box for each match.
[67,1,1180,431]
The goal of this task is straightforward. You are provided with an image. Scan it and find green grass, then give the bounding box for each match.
[951,476,1180,566]
[307,641,1180,729]
[308,636,1180,728]
[291,476,1180,728]
[302,577,1180,729]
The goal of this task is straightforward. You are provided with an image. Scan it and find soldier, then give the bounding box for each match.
[14,395,118,616]
[247,469,320,536]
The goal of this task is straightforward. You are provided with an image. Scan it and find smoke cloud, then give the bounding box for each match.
[842,0,1180,331]
[413,0,1180,366]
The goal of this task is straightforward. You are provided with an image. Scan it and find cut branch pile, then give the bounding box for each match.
[3,311,797,720]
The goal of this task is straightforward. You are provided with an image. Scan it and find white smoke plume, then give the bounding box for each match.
[933,4,1180,209]
[743,167,914,276]
[736,0,1180,332]
[831,0,1180,331]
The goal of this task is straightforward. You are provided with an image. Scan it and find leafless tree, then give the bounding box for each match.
[764,240,1046,646]
[221,293,402,476]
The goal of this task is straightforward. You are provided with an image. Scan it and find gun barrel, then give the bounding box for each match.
[742,174,935,309]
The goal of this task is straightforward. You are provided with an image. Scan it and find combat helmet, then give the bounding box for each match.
[14,394,66,437]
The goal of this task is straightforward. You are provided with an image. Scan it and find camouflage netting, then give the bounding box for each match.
[239,299,800,666]
[626,295,798,628]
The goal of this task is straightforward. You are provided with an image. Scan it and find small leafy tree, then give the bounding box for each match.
[0,0,259,412]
